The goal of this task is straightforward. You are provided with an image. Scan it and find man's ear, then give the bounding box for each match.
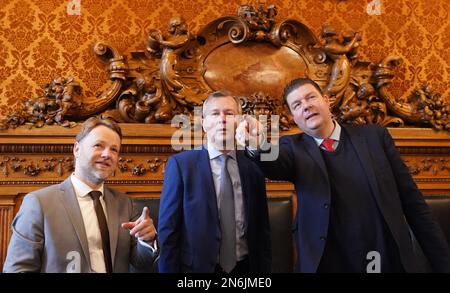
[323,94,331,107]
[202,117,209,133]
[73,141,80,158]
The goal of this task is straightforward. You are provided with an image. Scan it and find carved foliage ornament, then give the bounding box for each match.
[0,156,165,178]
[118,157,165,176]
[0,156,74,177]
[405,157,450,176]
[0,4,449,132]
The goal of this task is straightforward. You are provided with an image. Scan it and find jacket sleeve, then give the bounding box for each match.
[382,127,450,272]
[3,193,44,273]
[157,156,184,273]
[128,199,159,272]
[245,136,296,182]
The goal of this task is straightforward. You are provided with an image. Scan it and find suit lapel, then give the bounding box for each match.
[301,135,330,185]
[197,148,219,221]
[345,126,383,202]
[104,187,119,267]
[58,178,91,269]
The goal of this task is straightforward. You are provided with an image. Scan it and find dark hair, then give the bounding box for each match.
[75,116,122,142]
[201,91,243,117]
[282,78,324,105]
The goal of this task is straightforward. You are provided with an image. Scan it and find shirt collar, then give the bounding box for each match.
[71,173,104,198]
[206,142,236,161]
[313,121,341,147]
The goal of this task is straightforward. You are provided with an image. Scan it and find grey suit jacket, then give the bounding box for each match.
[3,178,157,273]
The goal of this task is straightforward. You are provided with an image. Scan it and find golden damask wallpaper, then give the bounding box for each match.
[0,0,449,118]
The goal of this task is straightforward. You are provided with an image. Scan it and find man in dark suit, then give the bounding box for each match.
[4,117,158,273]
[237,78,450,273]
[158,92,271,273]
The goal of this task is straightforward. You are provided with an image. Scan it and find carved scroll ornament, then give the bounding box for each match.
[1,4,449,132]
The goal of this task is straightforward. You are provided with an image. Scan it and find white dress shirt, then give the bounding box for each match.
[207,143,249,261]
[71,174,108,273]
[313,121,341,150]
[71,174,157,273]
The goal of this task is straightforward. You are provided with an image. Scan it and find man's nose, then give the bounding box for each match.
[219,112,228,122]
[302,101,312,112]
[101,148,112,158]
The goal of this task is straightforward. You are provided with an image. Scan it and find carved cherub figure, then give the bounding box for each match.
[320,25,360,102]
[146,16,204,121]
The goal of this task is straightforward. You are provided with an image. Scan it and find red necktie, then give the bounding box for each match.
[321,138,335,152]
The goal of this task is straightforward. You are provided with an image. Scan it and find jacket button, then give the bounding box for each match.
[324,203,329,209]
[320,236,327,241]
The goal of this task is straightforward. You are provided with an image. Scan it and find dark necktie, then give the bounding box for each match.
[88,191,113,273]
[218,155,237,273]
[321,138,335,152]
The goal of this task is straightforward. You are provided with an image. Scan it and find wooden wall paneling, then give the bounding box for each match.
[0,196,15,268]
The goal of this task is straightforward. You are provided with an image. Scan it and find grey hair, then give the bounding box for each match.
[201,91,243,117]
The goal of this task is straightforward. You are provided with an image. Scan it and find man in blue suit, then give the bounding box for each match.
[158,92,271,273]
[237,78,450,273]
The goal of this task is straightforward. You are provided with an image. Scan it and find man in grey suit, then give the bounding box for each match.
[3,117,158,273]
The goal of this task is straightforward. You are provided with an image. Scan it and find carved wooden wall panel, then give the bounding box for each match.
[0,201,14,268]
[0,0,449,119]
[1,3,449,132]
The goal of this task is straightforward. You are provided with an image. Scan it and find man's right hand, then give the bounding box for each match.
[235,115,264,150]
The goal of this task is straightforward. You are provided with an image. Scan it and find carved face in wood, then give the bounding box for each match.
[73,125,121,188]
[168,16,187,35]
[202,96,241,152]
[286,84,334,139]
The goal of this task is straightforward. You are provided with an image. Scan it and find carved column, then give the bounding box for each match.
[0,196,15,270]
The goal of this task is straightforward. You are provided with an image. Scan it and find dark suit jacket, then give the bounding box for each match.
[3,178,157,273]
[158,148,271,273]
[253,124,450,273]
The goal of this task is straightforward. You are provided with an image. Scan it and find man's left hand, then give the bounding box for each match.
[121,207,156,242]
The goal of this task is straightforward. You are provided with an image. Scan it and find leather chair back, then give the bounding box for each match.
[132,195,294,272]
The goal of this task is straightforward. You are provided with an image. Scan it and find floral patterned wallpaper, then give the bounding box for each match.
[0,0,448,118]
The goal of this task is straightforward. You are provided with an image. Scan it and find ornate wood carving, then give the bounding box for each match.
[0,3,449,132]
[404,157,450,176]
[0,206,14,267]
[0,144,175,154]
[0,155,170,179]
[0,156,74,178]
[0,157,25,177]
[118,157,165,176]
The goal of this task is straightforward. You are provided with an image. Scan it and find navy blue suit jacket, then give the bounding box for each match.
[253,124,450,273]
[158,148,271,273]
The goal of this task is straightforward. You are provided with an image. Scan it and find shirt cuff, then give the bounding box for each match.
[246,147,258,155]
[138,238,158,253]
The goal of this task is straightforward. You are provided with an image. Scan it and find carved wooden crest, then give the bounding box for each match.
[1,3,449,131]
